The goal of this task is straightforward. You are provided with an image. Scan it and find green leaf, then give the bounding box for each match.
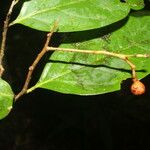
[0,78,14,120]
[125,0,145,10]
[28,11,150,95]
[11,0,130,32]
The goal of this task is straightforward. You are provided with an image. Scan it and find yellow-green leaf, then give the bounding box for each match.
[0,78,14,120]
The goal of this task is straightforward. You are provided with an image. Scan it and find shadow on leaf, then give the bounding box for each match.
[49,59,146,74]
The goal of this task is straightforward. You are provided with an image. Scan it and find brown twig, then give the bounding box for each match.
[124,57,137,81]
[46,47,150,59]
[0,0,19,76]
[15,22,58,101]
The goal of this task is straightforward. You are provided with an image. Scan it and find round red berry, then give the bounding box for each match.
[131,80,145,95]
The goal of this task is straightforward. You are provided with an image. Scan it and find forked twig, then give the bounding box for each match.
[0,0,19,76]
[16,39,150,99]
[15,22,58,101]
[15,25,150,99]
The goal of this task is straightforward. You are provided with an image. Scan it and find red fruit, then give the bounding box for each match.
[131,80,145,95]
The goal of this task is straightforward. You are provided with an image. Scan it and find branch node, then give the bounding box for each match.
[15,22,58,101]
[29,66,34,71]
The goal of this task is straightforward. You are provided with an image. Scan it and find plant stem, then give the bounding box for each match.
[15,22,58,101]
[47,47,150,59]
[124,58,136,80]
[0,0,19,76]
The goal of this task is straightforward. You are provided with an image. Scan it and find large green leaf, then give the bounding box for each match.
[0,78,14,120]
[28,11,150,95]
[11,0,130,32]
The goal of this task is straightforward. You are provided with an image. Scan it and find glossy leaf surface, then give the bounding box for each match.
[11,0,130,32]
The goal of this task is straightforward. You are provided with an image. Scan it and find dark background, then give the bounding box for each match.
[0,0,150,150]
